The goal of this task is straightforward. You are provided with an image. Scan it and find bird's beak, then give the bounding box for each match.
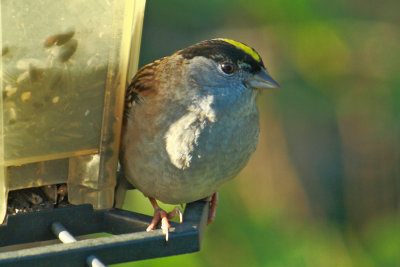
[245,67,280,90]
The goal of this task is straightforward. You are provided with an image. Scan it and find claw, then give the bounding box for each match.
[168,206,183,223]
[147,197,183,242]
[161,215,170,242]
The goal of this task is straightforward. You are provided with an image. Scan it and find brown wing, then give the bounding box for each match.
[124,59,162,115]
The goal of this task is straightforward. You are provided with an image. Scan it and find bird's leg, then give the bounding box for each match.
[207,192,219,225]
[146,197,183,241]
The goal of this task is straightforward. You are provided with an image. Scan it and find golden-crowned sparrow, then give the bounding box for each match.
[120,38,279,240]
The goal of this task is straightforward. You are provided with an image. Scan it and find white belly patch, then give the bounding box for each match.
[164,95,216,169]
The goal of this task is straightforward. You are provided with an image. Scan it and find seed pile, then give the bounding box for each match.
[7,184,69,215]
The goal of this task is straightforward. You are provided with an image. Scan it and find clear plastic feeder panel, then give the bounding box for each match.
[0,0,146,223]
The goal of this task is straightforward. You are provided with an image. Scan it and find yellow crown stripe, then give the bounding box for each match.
[218,38,261,63]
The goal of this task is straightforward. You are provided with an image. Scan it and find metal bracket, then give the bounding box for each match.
[0,201,209,266]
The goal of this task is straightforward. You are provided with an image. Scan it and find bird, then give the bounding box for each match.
[119,38,280,241]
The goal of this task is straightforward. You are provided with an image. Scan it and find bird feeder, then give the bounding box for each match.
[0,0,142,222]
[0,1,208,266]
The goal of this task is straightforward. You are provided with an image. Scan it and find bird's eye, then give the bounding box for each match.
[220,63,235,74]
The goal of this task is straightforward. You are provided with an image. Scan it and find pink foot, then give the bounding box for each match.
[146,197,183,241]
[207,192,219,225]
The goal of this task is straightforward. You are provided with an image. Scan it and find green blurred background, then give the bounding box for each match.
[116,0,400,266]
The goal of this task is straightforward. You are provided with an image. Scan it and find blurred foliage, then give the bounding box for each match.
[115,0,400,266]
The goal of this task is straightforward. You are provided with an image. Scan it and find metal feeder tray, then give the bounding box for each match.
[0,200,209,267]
